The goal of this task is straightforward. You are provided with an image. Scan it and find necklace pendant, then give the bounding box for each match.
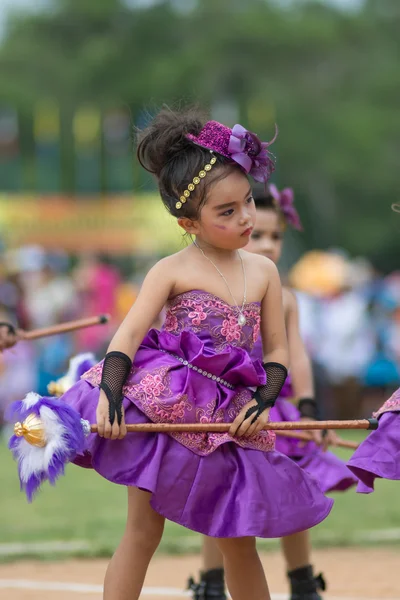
[238,313,246,327]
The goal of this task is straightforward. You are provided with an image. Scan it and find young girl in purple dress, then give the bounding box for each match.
[189,186,357,600]
[15,108,333,600]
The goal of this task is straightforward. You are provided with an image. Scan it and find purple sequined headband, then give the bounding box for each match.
[269,184,303,231]
[175,120,277,210]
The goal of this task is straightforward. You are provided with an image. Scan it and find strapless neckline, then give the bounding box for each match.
[169,289,261,311]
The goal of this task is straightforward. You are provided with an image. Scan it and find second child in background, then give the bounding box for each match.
[190,185,358,600]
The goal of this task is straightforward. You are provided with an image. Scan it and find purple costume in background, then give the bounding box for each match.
[62,290,332,538]
[264,362,358,493]
[347,388,400,492]
[269,384,358,493]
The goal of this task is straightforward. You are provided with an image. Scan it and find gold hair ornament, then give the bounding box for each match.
[175,152,217,210]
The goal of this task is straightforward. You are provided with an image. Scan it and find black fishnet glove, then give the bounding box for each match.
[100,351,132,426]
[244,362,288,423]
[298,397,325,448]
[298,397,319,420]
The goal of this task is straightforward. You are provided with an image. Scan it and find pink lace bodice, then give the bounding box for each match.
[163,290,261,353]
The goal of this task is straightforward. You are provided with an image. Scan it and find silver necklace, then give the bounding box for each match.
[193,240,247,327]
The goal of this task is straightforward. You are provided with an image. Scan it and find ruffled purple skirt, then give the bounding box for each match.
[347,411,400,493]
[271,394,358,493]
[64,329,333,538]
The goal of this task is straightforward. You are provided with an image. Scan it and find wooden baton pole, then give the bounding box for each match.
[21,315,110,341]
[89,418,377,434]
[328,438,359,450]
[275,430,359,450]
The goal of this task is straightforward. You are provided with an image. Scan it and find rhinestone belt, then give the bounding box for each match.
[159,349,234,390]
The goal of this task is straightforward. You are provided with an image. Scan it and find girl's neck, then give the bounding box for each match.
[193,237,239,262]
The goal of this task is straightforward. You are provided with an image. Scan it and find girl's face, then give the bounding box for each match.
[180,169,257,250]
[245,208,284,264]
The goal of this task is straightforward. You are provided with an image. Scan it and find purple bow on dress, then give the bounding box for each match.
[228,124,277,183]
[269,184,303,231]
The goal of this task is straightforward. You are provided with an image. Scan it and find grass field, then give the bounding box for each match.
[2,430,400,561]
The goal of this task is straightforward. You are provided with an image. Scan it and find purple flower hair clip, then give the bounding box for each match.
[187,121,276,184]
[269,184,303,231]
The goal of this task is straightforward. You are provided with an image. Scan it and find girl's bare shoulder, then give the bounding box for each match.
[241,250,279,278]
[151,247,192,271]
[148,247,197,295]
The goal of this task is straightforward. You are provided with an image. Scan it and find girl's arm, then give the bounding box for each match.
[286,290,321,446]
[260,261,289,367]
[286,289,337,448]
[97,257,175,439]
[107,258,174,356]
[230,259,289,437]
[286,290,314,400]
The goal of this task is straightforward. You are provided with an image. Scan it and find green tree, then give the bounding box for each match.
[0,0,399,268]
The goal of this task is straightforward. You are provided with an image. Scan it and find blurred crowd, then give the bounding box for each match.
[292,253,400,419]
[0,245,141,424]
[1,244,399,425]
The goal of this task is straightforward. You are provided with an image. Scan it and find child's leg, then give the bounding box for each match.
[281,531,324,600]
[103,487,165,600]
[202,535,224,570]
[280,530,311,571]
[188,537,226,600]
[216,537,270,600]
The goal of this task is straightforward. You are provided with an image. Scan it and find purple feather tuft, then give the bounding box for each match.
[8,394,87,502]
[76,358,97,380]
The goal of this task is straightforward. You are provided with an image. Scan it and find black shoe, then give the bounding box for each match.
[187,568,227,600]
[288,565,326,600]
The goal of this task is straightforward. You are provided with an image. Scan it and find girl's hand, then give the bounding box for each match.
[96,389,127,440]
[299,417,323,447]
[229,399,271,438]
[322,429,340,451]
[0,323,21,352]
[299,419,339,451]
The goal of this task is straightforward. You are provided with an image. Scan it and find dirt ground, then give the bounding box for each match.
[0,547,399,599]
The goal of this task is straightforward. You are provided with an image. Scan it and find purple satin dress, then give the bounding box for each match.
[347,388,400,493]
[251,337,358,493]
[62,290,333,538]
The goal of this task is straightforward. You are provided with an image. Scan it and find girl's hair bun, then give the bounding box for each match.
[137,106,206,177]
[136,105,238,219]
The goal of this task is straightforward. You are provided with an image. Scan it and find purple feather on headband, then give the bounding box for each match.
[269,184,303,231]
[187,121,277,183]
